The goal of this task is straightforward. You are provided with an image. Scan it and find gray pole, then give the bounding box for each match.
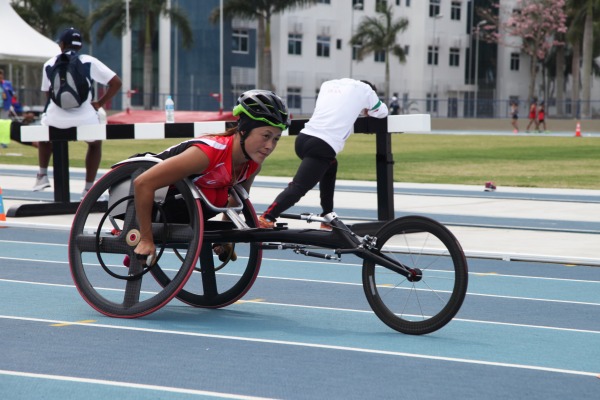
[474,20,487,118]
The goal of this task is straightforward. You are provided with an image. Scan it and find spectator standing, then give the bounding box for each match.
[389,93,400,115]
[537,101,547,133]
[0,68,14,119]
[525,97,538,133]
[34,27,122,196]
[11,96,23,116]
[258,78,388,229]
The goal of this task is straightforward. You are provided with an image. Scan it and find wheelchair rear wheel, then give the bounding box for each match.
[69,161,203,318]
[151,197,262,308]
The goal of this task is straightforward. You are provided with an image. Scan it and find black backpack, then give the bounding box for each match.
[45,52,92,109]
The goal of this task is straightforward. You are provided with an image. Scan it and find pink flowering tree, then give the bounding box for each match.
[478,0,567,101]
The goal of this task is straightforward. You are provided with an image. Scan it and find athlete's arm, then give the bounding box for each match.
[133,146,210,260]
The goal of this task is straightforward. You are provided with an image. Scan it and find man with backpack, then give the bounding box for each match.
[34,27,122,198]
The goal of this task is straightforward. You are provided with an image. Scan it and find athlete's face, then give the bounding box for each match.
[244,126,282,163]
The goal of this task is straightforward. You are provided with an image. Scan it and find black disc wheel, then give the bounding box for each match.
[151,196,262,308]
[362,216,468,335]
[69,161,203,318]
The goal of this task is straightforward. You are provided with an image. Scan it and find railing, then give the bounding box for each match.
[14,88,600,120]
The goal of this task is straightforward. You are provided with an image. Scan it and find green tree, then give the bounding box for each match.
[11,0,87,38]
[478,0,567,102]
[349,4,409,101]
[210,0,317,92]
[91,0,193,110]
[566,0,600,118]
[11,0,87,105]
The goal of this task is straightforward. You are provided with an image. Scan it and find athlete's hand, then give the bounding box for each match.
[134,239,156,266]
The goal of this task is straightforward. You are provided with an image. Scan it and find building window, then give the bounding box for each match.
[396,0,401,5]
[404,45,409,55]
[288,33,302,55]
[429,0,440,17]
[317,0,331,4]
[451,1,461,20]
[374,50,386,63]
[317,35,331,57]
[510,52,520,71]
[406,0,411,6]
[353,0,364,9]
[427,46,439,65]
[426,93,438,113]
[376,0,387,10]
[232,29,249,53]
[287,87,302,109]
[449,47,459,67]
[352,43,361,60]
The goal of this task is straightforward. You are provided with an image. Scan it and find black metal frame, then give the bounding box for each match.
[9,117,395,219]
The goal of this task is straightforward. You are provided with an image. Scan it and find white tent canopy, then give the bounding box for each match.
[0,0,60,64]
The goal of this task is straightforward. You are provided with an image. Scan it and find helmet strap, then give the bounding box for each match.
[239,131,252,161]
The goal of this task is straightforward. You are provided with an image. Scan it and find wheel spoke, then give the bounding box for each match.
[69,161,198,318]
[123,260,144,307]
[199,243,218,298]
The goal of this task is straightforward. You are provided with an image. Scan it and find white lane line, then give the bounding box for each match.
[1,266,600,306]
[1,282,600,335]
[0,222,71,231]
[2,247,600,285]
[0,315,597,378]
[0,369,275,399]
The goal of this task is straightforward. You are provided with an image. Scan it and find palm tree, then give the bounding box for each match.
[11,0,87,105]
[567,0,600,118]
[349,4,409,101]
[11,0,87,38]
[210,0,317,92]
[91,0,193,110]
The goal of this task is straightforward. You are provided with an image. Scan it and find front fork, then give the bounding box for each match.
[337,234,422,282]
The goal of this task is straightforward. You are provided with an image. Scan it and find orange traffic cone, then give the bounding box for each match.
[575,121,582,137]
[0,187,6,221]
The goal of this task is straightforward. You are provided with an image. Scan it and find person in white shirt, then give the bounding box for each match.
[259,78,388,229]
[34,27,122,197]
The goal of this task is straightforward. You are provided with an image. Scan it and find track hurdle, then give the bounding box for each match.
[10,114,430,219]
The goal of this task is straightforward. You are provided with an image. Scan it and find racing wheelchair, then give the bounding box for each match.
[69,156,468,335]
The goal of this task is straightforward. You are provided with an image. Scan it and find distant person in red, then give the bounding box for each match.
[537,101,547,133]
[525,97,538,133]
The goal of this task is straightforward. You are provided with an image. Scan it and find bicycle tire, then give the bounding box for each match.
[362,216,468,334]
[151,196,262,308]
[69,161,203,318]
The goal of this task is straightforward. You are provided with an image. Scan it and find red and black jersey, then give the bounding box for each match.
[156,135,259,206]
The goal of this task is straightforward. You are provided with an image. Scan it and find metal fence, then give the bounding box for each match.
[12,87,600,120]
[289,97,600,120]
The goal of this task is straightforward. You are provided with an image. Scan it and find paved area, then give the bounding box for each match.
[1,163,599,399]
[1,164,599,266]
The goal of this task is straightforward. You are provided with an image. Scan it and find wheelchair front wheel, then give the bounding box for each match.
[362,216,468,335]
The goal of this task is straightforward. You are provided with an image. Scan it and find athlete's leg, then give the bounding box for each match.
[263,134,335,220]
[85,140,102,185]
[319,158,338,215]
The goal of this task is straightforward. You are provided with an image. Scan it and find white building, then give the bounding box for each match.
[267,0,597,118]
